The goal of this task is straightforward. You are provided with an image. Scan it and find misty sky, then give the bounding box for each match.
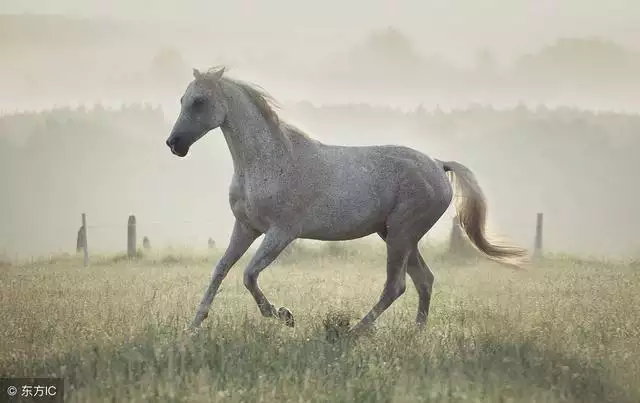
[3,0,639,63]
[2,0,640,258]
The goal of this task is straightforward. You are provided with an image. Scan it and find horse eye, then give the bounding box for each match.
[192,97,206,109]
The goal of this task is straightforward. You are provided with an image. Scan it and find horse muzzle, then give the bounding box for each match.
[166,136,189,157]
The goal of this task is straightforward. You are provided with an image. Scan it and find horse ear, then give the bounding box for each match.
[193,68,203,79]
[208,67,225,81]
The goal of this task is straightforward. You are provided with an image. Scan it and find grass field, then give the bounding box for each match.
[1,242,638,402]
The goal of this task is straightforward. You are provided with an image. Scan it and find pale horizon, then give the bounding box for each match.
[2,1,639,64]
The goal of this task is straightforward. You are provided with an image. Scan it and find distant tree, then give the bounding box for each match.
[475,49,498,76]
[512,37,639,88]
[150,46,187,82]
[349,26,422,68]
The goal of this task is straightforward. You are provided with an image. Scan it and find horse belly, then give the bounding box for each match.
[299,183,390,240]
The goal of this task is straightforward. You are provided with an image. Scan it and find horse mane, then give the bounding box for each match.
[205,66,312,144]
[228,78,283,130]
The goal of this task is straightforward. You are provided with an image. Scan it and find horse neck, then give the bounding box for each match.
[219,80,291,174]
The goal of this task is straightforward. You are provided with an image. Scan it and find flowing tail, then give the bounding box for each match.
[439,160,528,268]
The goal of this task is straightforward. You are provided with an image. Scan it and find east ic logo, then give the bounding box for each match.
[6,384,57,398]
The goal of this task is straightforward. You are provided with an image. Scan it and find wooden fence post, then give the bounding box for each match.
[127,215,137,259]
[533,212,543,260]
[76,226,85,253]
[82,213,88,267]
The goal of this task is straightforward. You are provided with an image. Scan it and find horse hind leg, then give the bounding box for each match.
[349,234,410,335]
[378,231,435,328]
[406,248,434,327]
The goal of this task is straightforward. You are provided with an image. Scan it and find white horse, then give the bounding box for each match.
[166,66,527,334]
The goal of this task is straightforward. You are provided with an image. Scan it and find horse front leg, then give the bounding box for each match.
[242,228,296,327]
[189,220,260,332]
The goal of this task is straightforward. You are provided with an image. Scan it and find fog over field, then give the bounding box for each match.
[2,4,640,402]
[1,1,639,259]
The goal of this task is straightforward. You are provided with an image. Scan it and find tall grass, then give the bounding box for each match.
[1,245,638,402]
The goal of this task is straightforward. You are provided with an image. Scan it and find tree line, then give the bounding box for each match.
[1,102,639,258]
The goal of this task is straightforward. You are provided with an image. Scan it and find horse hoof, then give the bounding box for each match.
[183,325,200,337]
[277,307,295,327]
[347,324,377,339]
